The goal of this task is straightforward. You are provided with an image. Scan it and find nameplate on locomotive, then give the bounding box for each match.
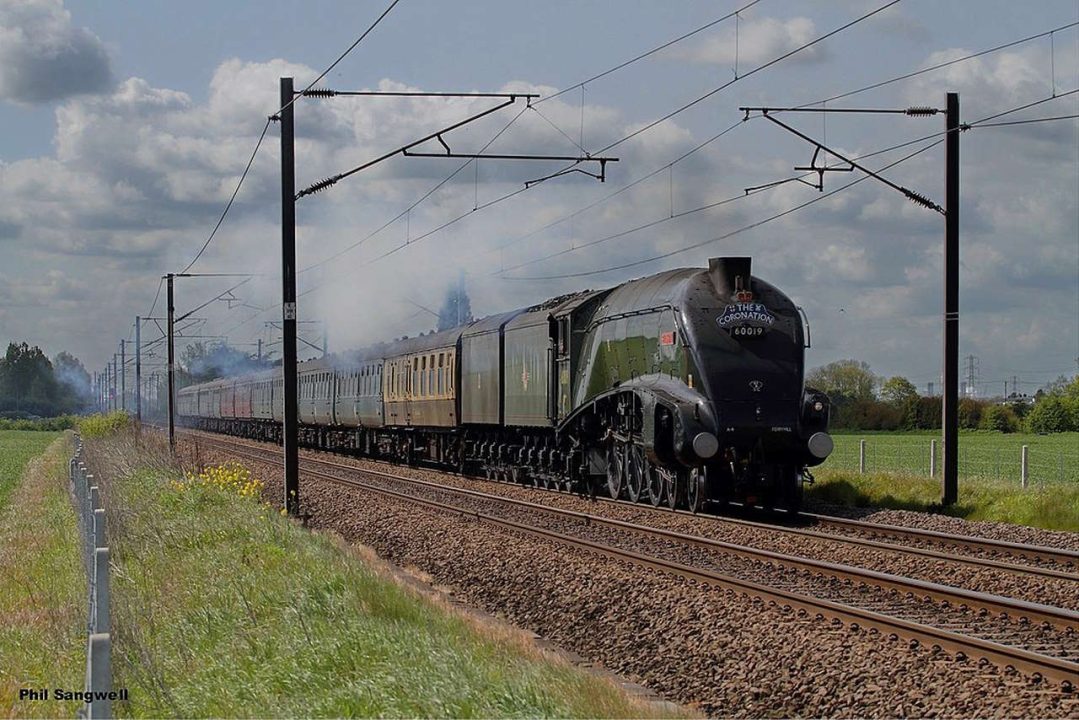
[717,302,775,337]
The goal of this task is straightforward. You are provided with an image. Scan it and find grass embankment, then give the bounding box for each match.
[807,468,1079,531]
[88,430,671,718]
[0,434,86,717]
[0,430,61,510]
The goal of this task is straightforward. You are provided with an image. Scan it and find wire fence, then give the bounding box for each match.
[70,435,114,719]
[823,434,1079,486]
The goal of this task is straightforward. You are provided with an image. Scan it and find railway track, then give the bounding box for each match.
[178,427,1079,580]
[190,431,1079,687]
[802,511,1078,570]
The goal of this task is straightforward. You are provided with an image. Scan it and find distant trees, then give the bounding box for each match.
[805,359,876,403]
[1025,376,1079,433]
[880,376,918,406]
[0,342,91,417]
[806,359,1077,434]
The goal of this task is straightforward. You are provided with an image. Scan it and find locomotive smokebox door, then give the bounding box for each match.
[708,257,752,298]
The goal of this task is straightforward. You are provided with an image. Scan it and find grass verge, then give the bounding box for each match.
[0,434,87,717]
[808,467,1079,531]
[87,431,675,718]
[0,430,60,511]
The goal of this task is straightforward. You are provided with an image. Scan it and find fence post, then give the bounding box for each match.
[93,547,109,634]
[1021,445,1028,489]
[93,509,106,560]
[859,439,866,474]
[85,633,112,719]
[930,439,937,478]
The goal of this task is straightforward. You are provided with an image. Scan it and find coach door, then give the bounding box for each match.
[554,314,572,420]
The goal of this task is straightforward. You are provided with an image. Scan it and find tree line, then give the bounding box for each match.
[0,342,93,418]
[806,359,1079,433]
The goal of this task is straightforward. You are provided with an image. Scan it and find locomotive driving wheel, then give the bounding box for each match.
[687,466,706,514]
[648,464,667,507]
[626,444,645,502]
[651,468,668,507]
[665,468,681,510]
[605,441,625,499]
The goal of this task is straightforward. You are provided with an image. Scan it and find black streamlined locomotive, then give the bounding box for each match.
[178,256,833,512]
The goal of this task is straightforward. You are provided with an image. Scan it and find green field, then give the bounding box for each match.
[822,431,1079,485]
[0,430,61,510]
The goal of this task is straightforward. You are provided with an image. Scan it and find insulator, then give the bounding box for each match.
[905,106,939,116]
[303,88,336,98]
[904,188,938,210]
[305,176,338,195]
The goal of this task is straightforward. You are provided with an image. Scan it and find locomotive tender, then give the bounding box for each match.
[178,257,833,512]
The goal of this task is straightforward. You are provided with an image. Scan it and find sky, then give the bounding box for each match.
[0,0,1076,396]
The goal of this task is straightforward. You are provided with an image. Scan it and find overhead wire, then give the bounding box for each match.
[197,7,1075,348]
[131,0,404,362]
[178,118,273,275]
[297,104,529,276]
[469,21,1079,268]
[295,0,763,279]
[168,0,403,280]
[591,0,902,156]
[495,132,949,277]
[272,0,402,119]
[502,139,943,281]
[144,277,165,320]
[501,88,1079,280]
[285,0,902,299]
[534,0,763,106]
[974,113,1079,128]
[808,21,1078,108]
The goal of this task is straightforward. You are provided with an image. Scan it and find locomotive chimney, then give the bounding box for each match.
[708,257,752,299]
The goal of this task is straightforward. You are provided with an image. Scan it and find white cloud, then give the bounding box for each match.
[671,16,825,67]
[0,0,112,104]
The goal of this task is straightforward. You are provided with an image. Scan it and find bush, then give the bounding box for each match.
[958,398,989,429]
[979,405,1019,433]
[0,415,78,431]
[834,399,903,430]
[909,396,942,430]
[1026,396,1076,433]
[77,411,130,438]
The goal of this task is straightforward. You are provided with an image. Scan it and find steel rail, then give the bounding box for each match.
[802,511,1079,568]
[199,436,1079,687]
[180,428,1079,580]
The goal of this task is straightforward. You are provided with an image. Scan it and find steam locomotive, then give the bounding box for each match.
[178,257,833,512]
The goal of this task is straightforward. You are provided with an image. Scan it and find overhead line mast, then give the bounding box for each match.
[739,95,962,505]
